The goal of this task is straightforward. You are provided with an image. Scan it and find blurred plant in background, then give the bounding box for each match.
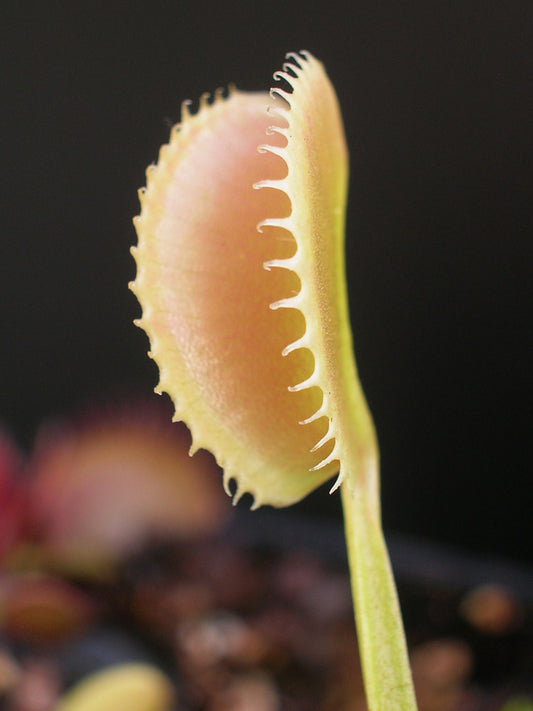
[26,407,228,575]
[0,432,27,562]
[0,401,229,710]
[0,401,531,711]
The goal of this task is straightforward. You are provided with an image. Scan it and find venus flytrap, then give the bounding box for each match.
[131,51,418,711]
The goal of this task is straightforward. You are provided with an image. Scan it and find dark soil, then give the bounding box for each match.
[1,510,532,711]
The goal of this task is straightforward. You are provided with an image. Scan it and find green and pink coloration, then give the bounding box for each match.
[131,51,418,711]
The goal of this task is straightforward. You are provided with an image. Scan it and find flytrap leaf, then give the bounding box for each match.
[131,52,373,507]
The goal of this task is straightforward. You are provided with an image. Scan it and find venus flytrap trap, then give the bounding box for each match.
[131,51,418,711]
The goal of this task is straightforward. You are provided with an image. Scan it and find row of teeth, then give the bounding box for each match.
[254,51,342,489]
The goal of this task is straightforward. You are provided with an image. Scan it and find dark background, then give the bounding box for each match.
[1,2,531,562]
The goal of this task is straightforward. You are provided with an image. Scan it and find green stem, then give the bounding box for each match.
[340,456,418,711]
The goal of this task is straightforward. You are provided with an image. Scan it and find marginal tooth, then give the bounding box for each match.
[269,295,300,311]
[253,178,289,192]
[270,87,292,105]
[281,334,308,356]
[310,444,339,472]
[267,103,290,122]
[282,62,300,77]
[273,70,295,87]
[329,470,345,494]
[232,481,245,506]
[299,403,328,425]
[310,421,335,453]
[155,372,168,391]
[288,372,319,393]
[266,124,288,138]
[214,86,225,102]
[180,99,192,121]
[161,140,173,156]
[256,217,291,233]
[188,443,199,456]
[132,317,142,327]
[188,426,202,449]
[199,92,211,110]
[222,470,232,498]
[285,51,305,67]
[310,435,333,454]
[257,143,286,159]
[263,257,295,271]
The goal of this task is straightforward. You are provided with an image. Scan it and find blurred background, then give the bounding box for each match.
[1,1,531,564]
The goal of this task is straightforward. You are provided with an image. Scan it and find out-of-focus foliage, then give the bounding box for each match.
[53,663,174,711]
[1,402,230,577]
[27,408,229,574]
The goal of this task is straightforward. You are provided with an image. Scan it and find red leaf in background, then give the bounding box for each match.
[26,406,231,575]
[0,431,26,562]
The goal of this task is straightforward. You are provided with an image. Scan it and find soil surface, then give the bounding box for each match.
[1,510,531,711]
